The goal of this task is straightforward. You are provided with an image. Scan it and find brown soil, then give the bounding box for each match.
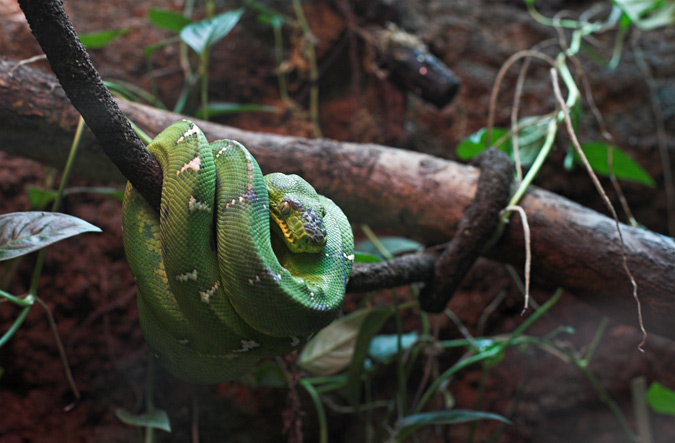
[1,0,673,442]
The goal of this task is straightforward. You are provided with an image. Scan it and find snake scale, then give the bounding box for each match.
[122,121,354,384]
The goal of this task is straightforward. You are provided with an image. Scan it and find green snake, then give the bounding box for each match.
[122,121,354,384]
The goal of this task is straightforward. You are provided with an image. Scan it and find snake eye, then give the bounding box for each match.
[279,200,292,216]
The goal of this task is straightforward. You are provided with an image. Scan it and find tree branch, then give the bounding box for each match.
[16,0,162,211]
[2,58,673,339]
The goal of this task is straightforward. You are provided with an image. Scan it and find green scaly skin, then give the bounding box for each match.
[122,121,354,384]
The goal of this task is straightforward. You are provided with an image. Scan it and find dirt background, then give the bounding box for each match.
[1,0,674,442]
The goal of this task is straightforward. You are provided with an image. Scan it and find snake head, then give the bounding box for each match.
[265,173,328,254]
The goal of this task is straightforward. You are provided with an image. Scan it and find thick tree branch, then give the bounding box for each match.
[16,0,162,211]
[1,58,673,339]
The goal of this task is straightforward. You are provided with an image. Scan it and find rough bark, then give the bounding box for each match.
[1,59,673,340]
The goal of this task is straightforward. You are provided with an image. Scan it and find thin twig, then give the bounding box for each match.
[487,50,556,146]
[551,67,646,350]
[35,297,81,408]
[500,206,531,314]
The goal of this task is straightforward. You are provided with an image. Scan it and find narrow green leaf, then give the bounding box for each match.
[115,408,172,432]
[646,381,675,415]
[353,252,382,264]
[397,410,510,440]
[574,142,656,187]
[195,102,279,118]
[0,212,101,261]
[257,13,284,29]
[355,237,424,258]
[613,0,675,30]
[148,8,192,33]
[180,8,244,54]
[346,306,396,407]
[79,28,129,49]
[367,332,418,364]
[514,115,554,167]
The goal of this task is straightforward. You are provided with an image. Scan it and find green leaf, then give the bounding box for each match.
[646,381,675,415]
[613,0,675,29]
[180,8,244,54]
[195,102,279,118]
[457,127,509,160]
[355,237,424,258]
[396,410,510,441]
[346,306,396,407]
[514,115,553,167]
[573,142,656,187]
[367,332,418,364]
[353,252,382,263]
[298,308,374,376]
[79,28,129,49]
[257,13,284,29]
[0,212,101,261]
[115,408,172,432]
[241,360,288,388]
[26,187,57,210]
[148,8,192,33]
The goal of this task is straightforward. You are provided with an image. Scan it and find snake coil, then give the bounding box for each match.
[122,121,353,384]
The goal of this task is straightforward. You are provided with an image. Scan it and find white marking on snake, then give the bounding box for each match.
[176,125,200,144]
[215,146,228,158]
[233,339,260,353]
[200,281,219,303]
[290,336,301,347]
[176,269,198,282]
[188,195,211,212]
[177,155,201,175]
[178,339,189,345]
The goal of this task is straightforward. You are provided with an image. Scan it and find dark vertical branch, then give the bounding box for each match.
[17,0,162,211]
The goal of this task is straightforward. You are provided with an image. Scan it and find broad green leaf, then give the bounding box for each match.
[396,410,510,441]
[353,252,382,264]
[148,8,192,33]
[457,127,509,160]
[346,306,396,407]
[180,9,244,54]
[647,381,675,415]
[574,142,656,187]
[0,212,101,261]
[613,0,675,29]
[355,237,424,258]
[195,102,279,118]
[115,408,172,432]
[79,28,129,49]
[298,308,374,376]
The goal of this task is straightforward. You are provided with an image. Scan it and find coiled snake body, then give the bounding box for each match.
[122,121,354,384]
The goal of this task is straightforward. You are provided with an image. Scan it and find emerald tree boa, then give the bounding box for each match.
[122,121,354,384]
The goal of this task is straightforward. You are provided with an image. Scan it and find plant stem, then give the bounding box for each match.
[292,0,322,138]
